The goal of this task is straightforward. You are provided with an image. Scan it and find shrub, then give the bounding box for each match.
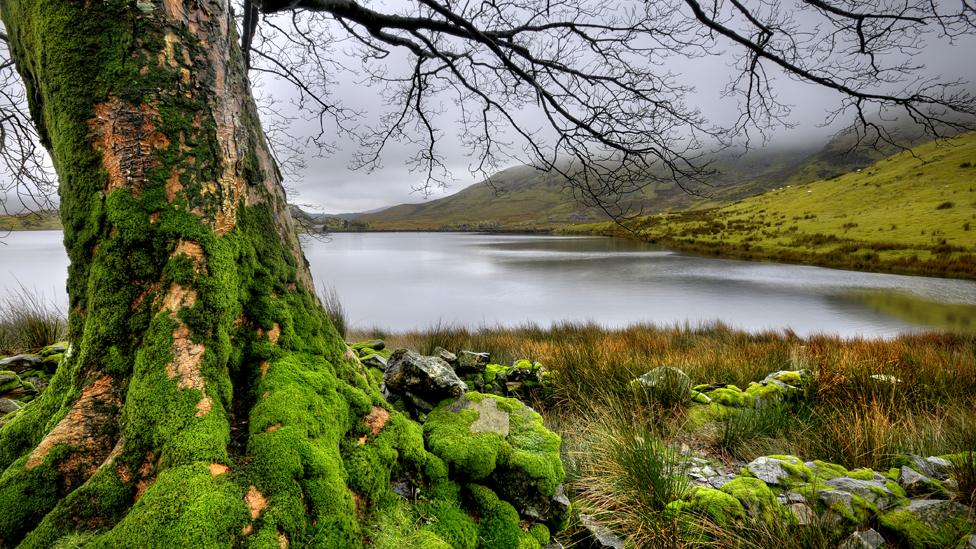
[0,284,66,355]
[319,284,347,338]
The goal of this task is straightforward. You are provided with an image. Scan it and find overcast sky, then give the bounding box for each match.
[255,4,976,215]
[3,2,976,215]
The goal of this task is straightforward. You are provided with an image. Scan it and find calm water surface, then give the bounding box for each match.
[3,231,976,337]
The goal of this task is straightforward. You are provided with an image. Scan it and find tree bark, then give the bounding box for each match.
[0,1,411,546]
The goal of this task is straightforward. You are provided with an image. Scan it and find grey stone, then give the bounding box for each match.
[0,398,21,414]
[457,350,490,373]
[709,474,736,489]
[0,354,42,372]
[579,514,625,549]
[789,503,815,525]
[924,456,952,481]
[891,500,969,532]
[433,346,458,365]
[777,492,807,505]
[840,528,887,549]
[463,397,510,436]
[0,372,21,394]
[818,490,854,518]
[360,353,388,370]
[634,367,692,400]
[898,466,944,498]
[826,477,899,510]
[383,349,466,412]
[746,456,792,486]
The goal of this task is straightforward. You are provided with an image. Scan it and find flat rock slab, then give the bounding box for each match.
[463,396,510,436]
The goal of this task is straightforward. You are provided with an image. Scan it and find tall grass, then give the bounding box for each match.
[319,284,347,338]
[0,285,65,355]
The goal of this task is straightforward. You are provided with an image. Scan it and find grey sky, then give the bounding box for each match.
[256,4,976,215]
[2,2,976,215]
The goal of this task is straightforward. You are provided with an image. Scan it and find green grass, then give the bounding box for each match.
[571,132,976,278]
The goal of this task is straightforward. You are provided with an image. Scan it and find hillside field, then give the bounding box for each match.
[569,133,976,279]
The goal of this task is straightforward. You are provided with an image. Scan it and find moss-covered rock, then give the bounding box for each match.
[0,371,22,394]
[384,349,467,412]
[424,393,567,527]
[879,500,972,548]
[665,486,747,525]
[720,477,785,522]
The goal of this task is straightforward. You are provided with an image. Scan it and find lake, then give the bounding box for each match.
[3,231,975,337]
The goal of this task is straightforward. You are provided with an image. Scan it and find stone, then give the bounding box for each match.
[818,490,855,522]
[360,353,388,370]
[383,349,466,412]
[433,346,457,365]
[840,528,887,549]
[709,474,736,489]
[789,502,815,525]
[826,476,900,510]
[634,366,692,401]
[24,376,48,395]
[923,456,952,481]
[39,342,68,357]
[879,500,970,547]
[777,492,807,505]
[579,514,624,549]
[898,466,945,498]
[746,456,798,486]
[424,393,566,527]
[457,350,490,373]
[0,398,21,414]
[0,354,42,373]
[0,371,22,394]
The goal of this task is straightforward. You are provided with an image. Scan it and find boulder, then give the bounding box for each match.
[578,514,624,549]
[0,371,22,394]
[424,392,567,527]
[457,351,490,374]
[0,398,21,415]
[898,466,946,498]
[879,500,970,548]
[433,346,458,366]
[840,528,887,549]
[826,477,902,510]
[0,354,42,373]
[360,353,388,370]
[746,455,809,486]
[634,366,692,402]
[39,342,68,357]
[383,349,466,412]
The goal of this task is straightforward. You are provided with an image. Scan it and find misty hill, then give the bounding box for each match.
[358,123,944,230]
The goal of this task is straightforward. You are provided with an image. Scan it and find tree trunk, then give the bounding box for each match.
[0,1,410,546]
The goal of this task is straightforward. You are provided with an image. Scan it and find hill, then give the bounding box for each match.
[0,210,61,231]
[358,123,937,230]
[569,132,976,278]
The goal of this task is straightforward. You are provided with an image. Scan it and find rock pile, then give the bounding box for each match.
[0,342,65,420]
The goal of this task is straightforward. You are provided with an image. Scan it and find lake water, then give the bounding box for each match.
[3,231,976,337]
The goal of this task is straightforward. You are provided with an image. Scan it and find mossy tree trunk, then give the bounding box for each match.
[0,1,402,546]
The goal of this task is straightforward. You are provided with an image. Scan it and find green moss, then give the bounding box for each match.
[879,507,971,548]
[847,468,875,481]
[0,371,21,393]
[744,382,785,403]
[466,484,541,549]
[418,500,479,549]
[84,463,248,548]
[528,523,550,545]
[708,386,752,407]
[720,477,784,522]
[666,487,747,525]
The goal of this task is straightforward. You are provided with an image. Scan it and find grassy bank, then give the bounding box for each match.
[355,322,976,546]
[0,211,61,231]
[567,133,976,279]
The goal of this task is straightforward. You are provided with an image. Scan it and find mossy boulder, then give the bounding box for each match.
[665,486,747,526]
[37,342,68,357]
[424,393,568,527]
[719,476,786,522]
[0,354,42,374]
[457,351,490,374]
[745,455,812,487]
[878,500,972,548]
[0,371,22,394]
